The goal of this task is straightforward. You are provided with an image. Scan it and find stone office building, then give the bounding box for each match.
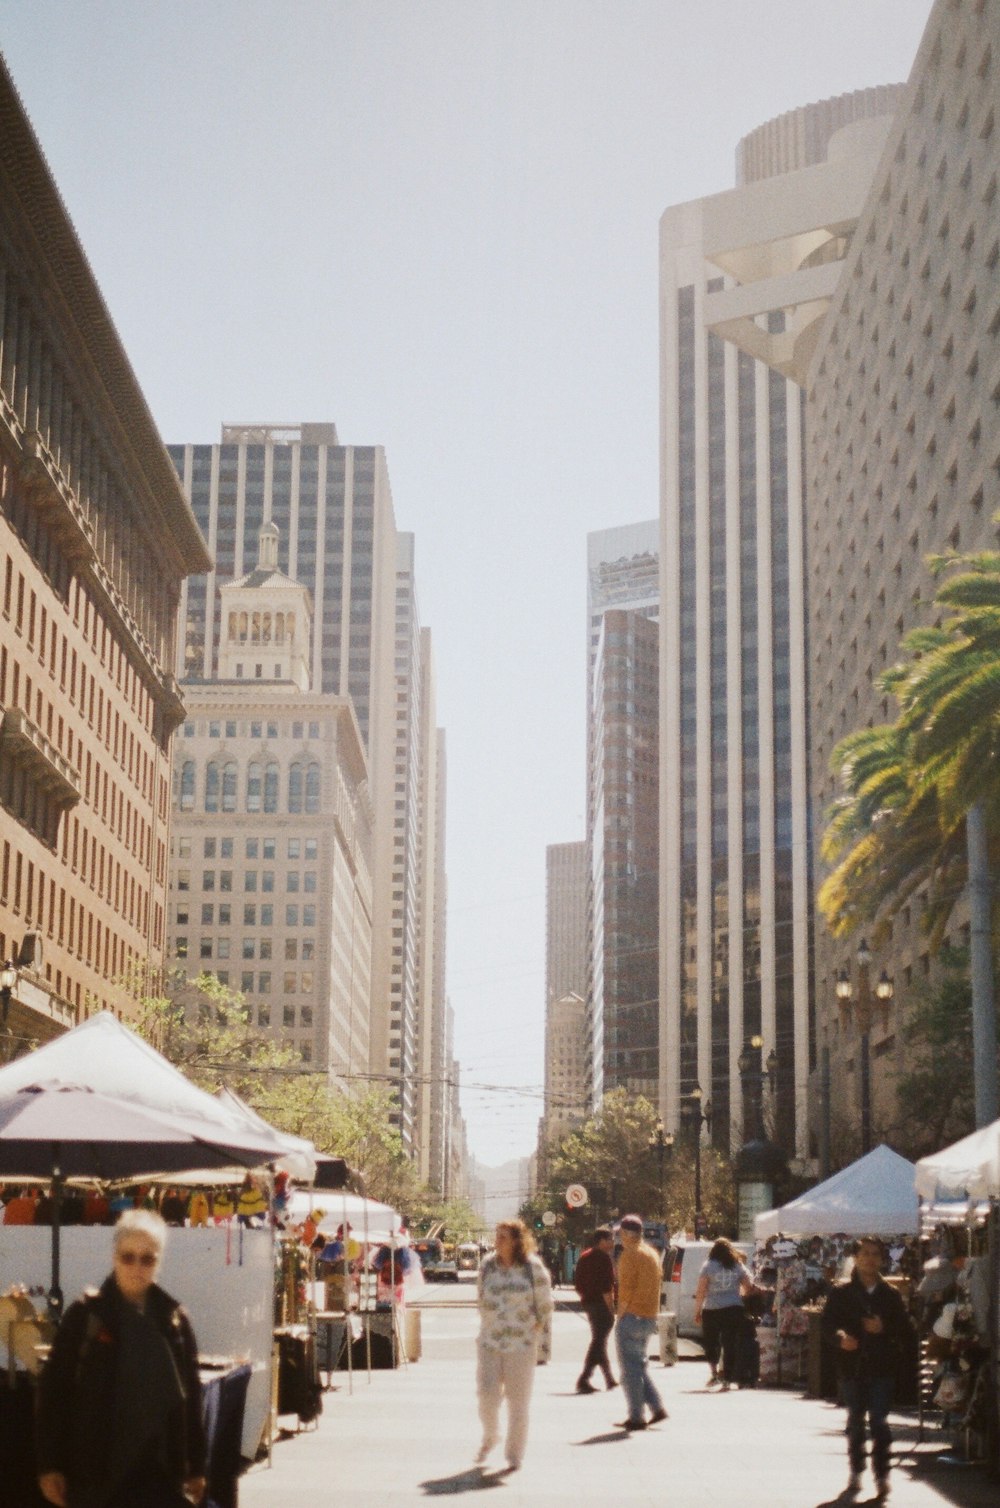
[0,56,210,1049]
[168,525,373,1083]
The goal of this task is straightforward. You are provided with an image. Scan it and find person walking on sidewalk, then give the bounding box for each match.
[614,1215,667,1431]
[573,1227,617,1393]
[821,1236,913,1501]
[694,1237,753,1389]
[475,1219,553,1475]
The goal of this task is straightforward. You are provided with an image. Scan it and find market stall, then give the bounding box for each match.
[914,1120,1000,1468]
[0,1013,292,1473]
[753,1145,921,1388]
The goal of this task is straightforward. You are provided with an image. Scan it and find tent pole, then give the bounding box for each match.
[48,1153,64,1322]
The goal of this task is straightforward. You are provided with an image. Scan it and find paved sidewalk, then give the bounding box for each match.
[239,1299,996,1508]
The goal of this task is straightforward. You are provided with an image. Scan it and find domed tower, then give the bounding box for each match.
[217,523,313,690]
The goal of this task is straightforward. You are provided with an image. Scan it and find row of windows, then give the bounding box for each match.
[0,839,155,986]
[182,719,323,740]
[176,760,321,813]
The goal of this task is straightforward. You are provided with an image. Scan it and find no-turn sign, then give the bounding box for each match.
[565,1183,588,1209]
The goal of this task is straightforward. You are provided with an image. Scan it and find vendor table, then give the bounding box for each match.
[0,1361,252,1508]
[201,1362,253,1508]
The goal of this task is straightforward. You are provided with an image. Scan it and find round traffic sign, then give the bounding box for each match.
[541,1211,556,1227]
[565,1183,588,1209]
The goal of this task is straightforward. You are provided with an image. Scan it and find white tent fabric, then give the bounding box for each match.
[0,1011,290,1165]
[755,1144,919,1238]
[216,1086,317,1182]
[286,1189,404,1245]
[914,1119,1000,1202]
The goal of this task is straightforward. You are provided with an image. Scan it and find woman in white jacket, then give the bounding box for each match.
[475,1219,553,1474]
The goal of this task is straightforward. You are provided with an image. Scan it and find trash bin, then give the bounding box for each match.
[404,1308,422,1362]
[658,1311,678,1366]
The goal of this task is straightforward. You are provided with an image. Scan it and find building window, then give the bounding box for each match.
[246,839,258,859]
[204,838,216,858]
[283,1005,295,1026]
[179,761,195,811]
[301,1006,313,1027]
[260,939,272,959]
[286,905,298,926]
[285,940,298,961]
[305,839,317,860]
[244,905,256,926]
[222,762,237,812]
[205,762,220,812]
[266,723,278,739]
[260,905,273,926]
[259,972,271,994]
[309,722,320,739]
[247,762,262,812]
[287,873,300,893]
[217,938,230,959]
[304,872,316,893]
[245,872,257,892]
[264,762,279,813]
[288,839,301,859]
[302,939,315,961]
[303,905,316,927]
[305,763,320,813]
[218,906,231,926]
[200,939,212,959]
[242,938,255,959]
[201,905,213,925]
[288,763,303,812]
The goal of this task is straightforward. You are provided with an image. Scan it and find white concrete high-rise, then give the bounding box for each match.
[658,89,903,1160]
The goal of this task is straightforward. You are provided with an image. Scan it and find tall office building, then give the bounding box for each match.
[586,523,659,1109]
[167,525,373,1081]
[0,57,210,1043]
[658,89,903,1158]
[804,0,1000,1152]
[545,841,587,1004]
[168,426,441,1156]
[541,842,587,1157]
[590,609,659,1104]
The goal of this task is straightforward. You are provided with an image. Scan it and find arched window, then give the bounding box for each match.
[222,761,237,813]
[288,763,303,813]
[205,761,220,813]
[264,762,279,813]
[263,613,272,642]
[247,761,262,813]
[238,612,248,642]
[305,763,321,813]
[251,612,261,643]
[179,761,195,811]
[275,614,285,644]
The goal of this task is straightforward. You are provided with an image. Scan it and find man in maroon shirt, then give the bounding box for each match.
[573,1227,617,1392]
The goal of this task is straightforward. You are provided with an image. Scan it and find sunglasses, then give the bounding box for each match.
[117,1250,158,1267]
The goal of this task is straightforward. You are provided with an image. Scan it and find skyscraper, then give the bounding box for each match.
[658,90,903,1159]
[168,425,441,1158]
[586,523,659,1109]
[804,0,1000,1154]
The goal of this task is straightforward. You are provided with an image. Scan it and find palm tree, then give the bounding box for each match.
[819,544,1000,1127]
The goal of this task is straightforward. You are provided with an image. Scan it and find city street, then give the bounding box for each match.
[240,1290,997,1508]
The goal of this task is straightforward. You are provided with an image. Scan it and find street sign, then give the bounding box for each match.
[541,1211,556,1227]
[565,1183,588,1209]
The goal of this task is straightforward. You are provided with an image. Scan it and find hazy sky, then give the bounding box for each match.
[0,1,931,1171]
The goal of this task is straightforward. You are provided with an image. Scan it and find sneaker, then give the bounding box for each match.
[604,1377,619,1390]
[576,1379,597,1394]
[648,1407,668,1424]
[720,1381,731,1391]
[706,1374,722,1388]
[875,1477,890,1501]
[617,1419,647,1431]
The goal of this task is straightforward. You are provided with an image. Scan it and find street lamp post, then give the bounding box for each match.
[836,939,894,1155]
[647,1118,674,1220]
[680,1088,711,1238]
[736,1034,777,1141]
[0,960,17,1025]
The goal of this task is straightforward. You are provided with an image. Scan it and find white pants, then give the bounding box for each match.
[477,1343,538,1467]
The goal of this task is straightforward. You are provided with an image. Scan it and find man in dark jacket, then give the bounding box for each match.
[821,1236,913,1501]
[573,1227,617,1393]
[37,1210,206,1508]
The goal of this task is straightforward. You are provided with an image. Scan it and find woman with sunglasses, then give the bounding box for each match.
[37,1209,207,1507]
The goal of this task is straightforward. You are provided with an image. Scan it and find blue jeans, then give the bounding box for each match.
[615,1313,662,1424]
[841,1375,894,1479]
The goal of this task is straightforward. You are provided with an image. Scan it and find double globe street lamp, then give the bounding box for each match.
[647,1118,674,1221]
[835,939,894,1155]
[680,1087,711,1238]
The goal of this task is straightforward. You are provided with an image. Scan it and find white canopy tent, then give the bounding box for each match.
[216,1086,317,1183]
[755,1144,919,1239]
[286,1188,404,1245]
[0,1012,292,1165]
[914,1119,1000,1203]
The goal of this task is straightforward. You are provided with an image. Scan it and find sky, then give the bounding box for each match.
[0,1,932,1169]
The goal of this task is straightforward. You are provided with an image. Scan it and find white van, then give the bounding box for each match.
[663,1240,752,1337]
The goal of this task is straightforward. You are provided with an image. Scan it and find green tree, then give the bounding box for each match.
[819,541,1000,1127]
[132,974,459,1220]
[891,946,976,1158]
[535,1089,737,1240]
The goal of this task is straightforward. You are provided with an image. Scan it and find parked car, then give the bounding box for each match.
[662,1240,752,1336]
